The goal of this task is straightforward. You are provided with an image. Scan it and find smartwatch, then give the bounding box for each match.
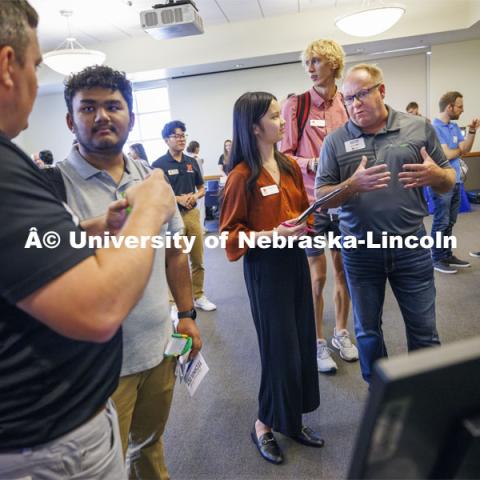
[177,308,197,320]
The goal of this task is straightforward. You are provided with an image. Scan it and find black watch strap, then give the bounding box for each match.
[177,308,197,320]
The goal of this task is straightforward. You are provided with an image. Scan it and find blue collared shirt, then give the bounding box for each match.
[432,118,464,183]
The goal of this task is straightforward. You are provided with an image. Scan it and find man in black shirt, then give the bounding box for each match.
[0,2,176,478]
[153,120,217,311]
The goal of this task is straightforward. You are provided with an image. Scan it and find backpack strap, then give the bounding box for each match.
[296,91,311,142]
[43,166,67,203]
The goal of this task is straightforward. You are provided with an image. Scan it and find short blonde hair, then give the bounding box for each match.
[345,63,384,84]
[301,39,345,79]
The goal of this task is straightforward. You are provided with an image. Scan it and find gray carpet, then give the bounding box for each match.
[163,206,480,480]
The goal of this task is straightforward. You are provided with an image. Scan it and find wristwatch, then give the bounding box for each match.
[177,308,197,320]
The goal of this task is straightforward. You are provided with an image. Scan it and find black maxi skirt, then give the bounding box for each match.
[243,245,320,436]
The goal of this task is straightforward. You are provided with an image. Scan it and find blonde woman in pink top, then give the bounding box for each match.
[280,39,358,374]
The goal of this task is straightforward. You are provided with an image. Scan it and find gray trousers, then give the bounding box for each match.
[0,400,126,480]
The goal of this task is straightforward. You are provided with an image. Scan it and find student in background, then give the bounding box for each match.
[430,91,479,273]
[186,140,206,228]
[187,140,205,176]
[406,101,420,115]
[220,91,323,466]
[218,139,232,175]
[128,142,149,168]
[39,149,54,166]
[153,121,216,312]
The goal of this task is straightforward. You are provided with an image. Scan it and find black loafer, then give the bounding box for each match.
[290,425,325,448]
[250,429,284,464]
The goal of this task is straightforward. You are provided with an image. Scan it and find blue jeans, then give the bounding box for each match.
[341,229,440,383]
[430,183,460,262]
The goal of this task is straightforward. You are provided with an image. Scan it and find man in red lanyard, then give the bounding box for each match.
[281,39,358,374]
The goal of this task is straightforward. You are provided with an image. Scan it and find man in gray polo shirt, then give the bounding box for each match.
[315,63,455,383]
[57,65,202,479]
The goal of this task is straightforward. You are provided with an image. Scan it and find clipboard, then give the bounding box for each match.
[293,186,346,225]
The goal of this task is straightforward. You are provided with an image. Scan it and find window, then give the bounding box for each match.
[127,83,171,163]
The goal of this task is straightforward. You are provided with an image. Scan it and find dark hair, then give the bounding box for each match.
[130,143,148,161]
[162,120,186,139]
[186,140,200,153]
[0,0,38,66]
[39,149,54,165]
[230,91,294,191]
[64,65,133,115]
[439,91,463,112]
[406,101,419,111]
[222,139,232,165]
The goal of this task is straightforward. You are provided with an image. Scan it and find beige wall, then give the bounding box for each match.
[430,38,480,150]
[15,38,480,174]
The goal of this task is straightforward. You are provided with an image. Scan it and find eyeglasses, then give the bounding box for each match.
[169,133,188,140]
[344,83,381,106]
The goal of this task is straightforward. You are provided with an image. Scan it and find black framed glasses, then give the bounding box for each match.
[344,83,381,106]
[169,133,188,140]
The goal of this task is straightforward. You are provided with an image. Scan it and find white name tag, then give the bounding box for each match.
[310,119,326,127]
[168,169,179,175]
[345,138,366,153]
[260,184,280,196]
[453,135,458,144]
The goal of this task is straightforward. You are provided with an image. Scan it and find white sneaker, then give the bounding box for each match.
[194,295,217,311]
[317,339,338,374]
[331,328,359,362]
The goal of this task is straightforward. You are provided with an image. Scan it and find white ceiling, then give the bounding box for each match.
[31,0,480,92]
[31,0,381,51]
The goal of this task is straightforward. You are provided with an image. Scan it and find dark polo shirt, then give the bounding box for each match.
[316,106,451,239]
[152,151,204,211]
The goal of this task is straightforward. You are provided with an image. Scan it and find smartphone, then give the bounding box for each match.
[293,186,346,225]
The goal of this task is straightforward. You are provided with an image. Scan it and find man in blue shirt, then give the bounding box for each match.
[431,91,479,274]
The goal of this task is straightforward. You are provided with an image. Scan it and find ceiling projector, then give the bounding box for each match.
[140,0,204,40]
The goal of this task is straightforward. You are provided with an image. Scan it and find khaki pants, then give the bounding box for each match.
[181,207,205,299]
[112,357,176,480]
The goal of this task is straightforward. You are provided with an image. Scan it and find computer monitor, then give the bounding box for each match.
[348,337,480,479]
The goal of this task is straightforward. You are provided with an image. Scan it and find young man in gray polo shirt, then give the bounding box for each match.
[57,66,202,479]
[315,63,455,383]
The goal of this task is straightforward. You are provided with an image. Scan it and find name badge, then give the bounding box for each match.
[345,138,366,153]
[260,184,280,196]
[310,119,326,127]
[453,135,458,144]
[168,169,179,175]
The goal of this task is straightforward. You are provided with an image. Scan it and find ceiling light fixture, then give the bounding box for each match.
[335,1,405,37]
[43,10,106,76]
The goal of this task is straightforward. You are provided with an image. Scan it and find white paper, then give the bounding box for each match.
[183,352,209,396]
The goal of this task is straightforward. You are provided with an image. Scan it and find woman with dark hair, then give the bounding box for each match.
[128,142,149,167]
[186,140,204,175]
[218,139,232,175]
[220,92,322,465]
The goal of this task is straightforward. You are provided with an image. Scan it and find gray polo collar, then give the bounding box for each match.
[66,146,131,180]
[346,105,401,138]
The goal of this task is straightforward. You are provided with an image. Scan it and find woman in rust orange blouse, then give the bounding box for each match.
[220,92,322,465]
